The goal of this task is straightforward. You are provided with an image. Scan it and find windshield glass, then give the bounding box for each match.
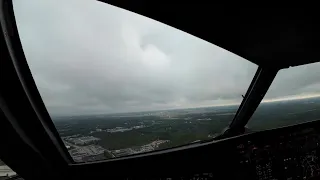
[13,0,257,162]
[248,62,320,131]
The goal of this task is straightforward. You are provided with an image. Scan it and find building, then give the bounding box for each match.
[69,145,106,162]
[66,136,100,146]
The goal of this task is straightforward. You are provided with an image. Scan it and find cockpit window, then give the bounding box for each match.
[248,62,320,131]
[13,0,257,162]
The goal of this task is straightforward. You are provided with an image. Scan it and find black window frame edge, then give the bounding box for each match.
[230,67,279,129]
[1,0,72,168]
[214,67,279,139]
[2,0,320,179]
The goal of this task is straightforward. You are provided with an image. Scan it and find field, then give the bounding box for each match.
[53,97,320,159]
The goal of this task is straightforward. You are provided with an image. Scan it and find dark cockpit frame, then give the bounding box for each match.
[1,1,320,179]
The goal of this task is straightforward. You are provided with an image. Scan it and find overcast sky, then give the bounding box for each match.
[13,1,320,116]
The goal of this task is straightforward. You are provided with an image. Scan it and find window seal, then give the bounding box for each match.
[217,67,279,138]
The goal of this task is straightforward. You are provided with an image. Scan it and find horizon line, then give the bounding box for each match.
[51,94,320,117]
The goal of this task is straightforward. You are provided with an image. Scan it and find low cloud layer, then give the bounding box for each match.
[13,1,320,116]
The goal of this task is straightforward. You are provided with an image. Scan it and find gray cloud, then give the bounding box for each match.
[13,1,320,116]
